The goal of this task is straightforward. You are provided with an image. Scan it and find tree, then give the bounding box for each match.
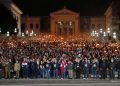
[0,2,17,35]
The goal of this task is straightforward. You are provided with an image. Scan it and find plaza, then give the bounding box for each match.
[0,0,120,86]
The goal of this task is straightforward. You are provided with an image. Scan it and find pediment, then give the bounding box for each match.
[50,8,79,16]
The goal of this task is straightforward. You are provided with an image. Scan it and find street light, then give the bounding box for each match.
[113,32,117,39]
[29,30,34,37]
[22,33,25,37]
[14,28,17,33]
[94,31,97,35]
[0,27,1,33]
[103,32,106,37]
[96,33,99,37]
[34,34,36,36]
[31,30,34,35]
[107,28,110,33]
[26,30,29,35]
[91,31,95,36]
[7,31,10,37]
[100,28,102,33]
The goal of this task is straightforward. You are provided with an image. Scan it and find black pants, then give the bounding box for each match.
[118,70,120,80]
[102,68,107,79]
[76,68,81,79]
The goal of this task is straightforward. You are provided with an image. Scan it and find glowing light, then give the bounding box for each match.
[96,33,99,37]
[14,28,17,33]
[26,30,29,34]
[113,32,117,39]
[0,27,1,33]
[7,31,10,36]
[103,32,106,37]
[107,28,110,33]
[100,28,102,33]
[22,33,24,37]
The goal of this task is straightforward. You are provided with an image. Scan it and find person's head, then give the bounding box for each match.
[40,61,43,64]
[23,58,26,61]
[16,60,18,63]
[55,60,57,63]
[47,60,49,63]
[33,59,35,62]
[111,58,114,62]
[62,60,64,63]
[9,59,11,62]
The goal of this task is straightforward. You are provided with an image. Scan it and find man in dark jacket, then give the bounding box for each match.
[31,59,37,78]
[75,60,81,79]
[109,58,115,80]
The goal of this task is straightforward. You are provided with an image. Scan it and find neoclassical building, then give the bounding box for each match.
[0,0,23,36]
[22,15,40,35]
[10,3,23,36]
[49,7,106,36]
[20,0,120,38]
[105,0,120,32]
[50,7,80,36]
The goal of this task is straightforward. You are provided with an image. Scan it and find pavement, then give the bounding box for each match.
[0,79,120,86]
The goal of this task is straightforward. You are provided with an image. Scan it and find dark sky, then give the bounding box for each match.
[13,0,112,16]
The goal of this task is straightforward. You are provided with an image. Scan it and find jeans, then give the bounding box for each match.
[22,68,28,78]
[102,68,107,79]
[61,70,65,79]
[92,68,97,79]
[40,69,45,78]
[110,69,115,79]
[0,69,2,78]
[53,69,58,79]
[84,68,89,78]
[45,69,50,78]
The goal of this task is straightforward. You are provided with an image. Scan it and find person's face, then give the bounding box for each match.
[16,61,18,63]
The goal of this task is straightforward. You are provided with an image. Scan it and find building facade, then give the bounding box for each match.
[50,7,106,36]
[21,16,40,35]
[0,0,23,36]
[10,3,23,36]
[50,7,80,36]
[104,0,120,40]
[105,0,120,39]
[80,16,106,32]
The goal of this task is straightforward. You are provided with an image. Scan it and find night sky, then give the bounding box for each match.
[13,0,112,16]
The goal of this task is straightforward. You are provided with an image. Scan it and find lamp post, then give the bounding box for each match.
[107,28,111,42]
[22,33,25,37]
[103,32,106,37]
[7,31,10,37]
[112,32,117,43]
[14,28,17,37]
[26,30,29,36]
[100,28,103,33]
[0,27,1,35]
[14,28,17,33]
[113,32,117,39]
[107,28,110,33]
[103,32,106,43]
[30,30,34,37]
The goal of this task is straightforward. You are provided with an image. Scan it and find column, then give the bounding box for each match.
[75,20,79,35]
[51,19,55,34]
[18,15,21,36]
[67,21,69,36]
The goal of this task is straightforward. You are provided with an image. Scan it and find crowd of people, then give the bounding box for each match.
[0,34,120,80]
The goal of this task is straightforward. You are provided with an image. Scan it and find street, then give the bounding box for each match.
[0,79,120,86]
